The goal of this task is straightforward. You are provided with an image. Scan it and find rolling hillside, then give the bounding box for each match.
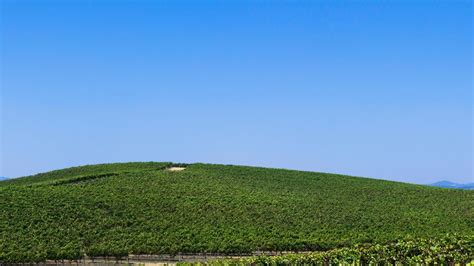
[1,162,473,263]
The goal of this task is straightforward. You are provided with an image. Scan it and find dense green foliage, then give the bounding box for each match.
[0,162,173,186]
[1,162,473,263]
[178,235,474,265]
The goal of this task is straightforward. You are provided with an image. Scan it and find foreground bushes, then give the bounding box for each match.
[178,235,474,265]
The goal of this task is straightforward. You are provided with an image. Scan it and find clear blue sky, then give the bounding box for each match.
[1,0,472,184]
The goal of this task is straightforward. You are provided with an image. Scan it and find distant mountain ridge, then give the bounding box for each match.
[0,176,8,181]
[429,180,474,190]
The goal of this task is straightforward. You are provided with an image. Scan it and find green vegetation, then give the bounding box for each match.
[0,162,173,186]
[1,162,473,263]
[178,235,474,265]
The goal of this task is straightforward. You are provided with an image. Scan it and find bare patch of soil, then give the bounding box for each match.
[166,167,186,172]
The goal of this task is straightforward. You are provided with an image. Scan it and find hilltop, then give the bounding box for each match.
[0,162,473,263]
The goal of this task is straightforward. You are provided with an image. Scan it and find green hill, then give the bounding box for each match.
[1,162,473,262]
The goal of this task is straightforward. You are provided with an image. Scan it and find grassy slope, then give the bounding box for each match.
[1,162,473,261]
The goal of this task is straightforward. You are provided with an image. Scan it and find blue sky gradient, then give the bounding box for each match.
[1,0,472,183]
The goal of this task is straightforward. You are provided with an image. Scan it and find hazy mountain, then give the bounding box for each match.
[430,180,474,190]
